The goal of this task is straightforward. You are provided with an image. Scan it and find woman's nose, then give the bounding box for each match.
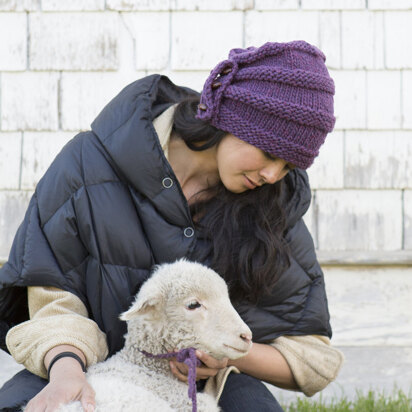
[260,161,286,184]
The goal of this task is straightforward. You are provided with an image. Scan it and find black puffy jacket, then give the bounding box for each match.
[0,74,331,407]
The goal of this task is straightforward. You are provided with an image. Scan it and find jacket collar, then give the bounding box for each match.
[91,74,199,227]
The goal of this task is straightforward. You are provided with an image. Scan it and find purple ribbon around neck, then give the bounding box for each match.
[139,347,201,412]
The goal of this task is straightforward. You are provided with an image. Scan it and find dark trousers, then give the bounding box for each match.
[218,372,285,412]
[1,369,285,412]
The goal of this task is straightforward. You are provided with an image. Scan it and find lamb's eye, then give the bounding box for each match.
[186,301,201,310]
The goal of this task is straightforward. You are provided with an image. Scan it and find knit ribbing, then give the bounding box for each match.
[196,40,336,169]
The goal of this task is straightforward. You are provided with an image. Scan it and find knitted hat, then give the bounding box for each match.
[196,40,336,169]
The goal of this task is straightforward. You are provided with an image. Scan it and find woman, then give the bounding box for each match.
[0,40,343,412]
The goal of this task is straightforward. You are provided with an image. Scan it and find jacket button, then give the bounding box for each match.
[162,177,173,188]
[211,81,222,89]
[198,103,207,111]
[222,67,232,75]
[184,227,194,238]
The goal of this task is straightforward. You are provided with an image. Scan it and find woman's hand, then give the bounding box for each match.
[25,357,95,412]
[25,345,96,412]
[169,350,228,382]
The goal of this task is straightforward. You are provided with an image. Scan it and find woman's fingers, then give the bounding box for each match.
[196,350,228,369]
[170,360,188,382]
[169,351,229,382]
[24,368,95,411]
[81,383,96,412]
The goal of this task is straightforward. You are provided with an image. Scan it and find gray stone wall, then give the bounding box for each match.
[1,0,411,261]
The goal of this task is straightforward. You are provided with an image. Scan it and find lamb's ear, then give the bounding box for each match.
[119,290,161,321]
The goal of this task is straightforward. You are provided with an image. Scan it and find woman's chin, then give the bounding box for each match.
[221,181,249,194]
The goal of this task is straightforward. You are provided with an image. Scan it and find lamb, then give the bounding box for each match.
[54,259,253,412]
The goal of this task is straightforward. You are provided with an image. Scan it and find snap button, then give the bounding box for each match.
[162,177,173,188]
[211,81,222,89]
[184,227,194,238]
[198,103,207,111]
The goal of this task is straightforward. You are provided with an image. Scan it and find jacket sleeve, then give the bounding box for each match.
[268,335,344,396]
[284,216,333,338]
[6,286,108,379]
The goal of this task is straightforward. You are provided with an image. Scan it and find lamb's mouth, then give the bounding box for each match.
[223,344,249,354]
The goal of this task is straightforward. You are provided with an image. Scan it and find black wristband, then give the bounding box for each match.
[47,351,87,381]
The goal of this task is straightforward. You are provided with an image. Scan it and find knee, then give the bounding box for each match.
[218,373,284,412]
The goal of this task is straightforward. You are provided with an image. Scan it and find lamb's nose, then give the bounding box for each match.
[240,333,252,345]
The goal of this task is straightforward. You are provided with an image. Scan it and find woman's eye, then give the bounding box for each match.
[264,151,277,160]
[186,301,202,310]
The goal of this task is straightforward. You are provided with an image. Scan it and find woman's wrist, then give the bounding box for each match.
[48,352,87,381]
[45,344,87,381]
[48,357,87,381]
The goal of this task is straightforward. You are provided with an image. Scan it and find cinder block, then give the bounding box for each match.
[302,191,317,248]
[42,0,105,10]
[174,0,253,10]
[0,190,32,261]
[331,70,366,129]
[367,71,401,129]
[0,133,22,190]
[405,190,412,249]
[0,0,38,11]
[319,12,340,69]
[21,132,74,190]
[342,11,384,69]
[254,0,298,10]
[117,13,138,73]
[404,71,412,129]
[171,12,243,70]
[0,14,27,71]
[147,70,211,93]
[385,12,412,69]
[324,267,412,345]
[1,73,59,131]
[302,0,365,9]
[122,12,170,70]
[60,72,142,131]
[345,131,412,189]
[307,131,344,189]
[106,0,170,10]
[30,12,119,70]
[316,190,402,250]
[369,0,412,10]
[245,11,319,47]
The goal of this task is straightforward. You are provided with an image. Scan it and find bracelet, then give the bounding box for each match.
[47,351,87,381]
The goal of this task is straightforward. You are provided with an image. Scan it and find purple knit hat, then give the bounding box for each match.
[196,40,336,169]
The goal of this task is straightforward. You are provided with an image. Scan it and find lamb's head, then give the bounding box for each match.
[120,259,252,360]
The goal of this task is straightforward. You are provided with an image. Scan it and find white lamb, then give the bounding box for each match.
[55,259,253,412]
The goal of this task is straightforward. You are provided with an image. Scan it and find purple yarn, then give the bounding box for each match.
[139,347,201,412]
[196,40,336,169]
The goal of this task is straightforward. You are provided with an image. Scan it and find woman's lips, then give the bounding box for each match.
[244,175,257,189]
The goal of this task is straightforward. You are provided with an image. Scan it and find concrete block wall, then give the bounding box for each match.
[0,0,411,398]
[0,0,411,259]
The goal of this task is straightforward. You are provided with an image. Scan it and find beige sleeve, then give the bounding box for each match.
[6,286,109,379]
[269,335,345,397]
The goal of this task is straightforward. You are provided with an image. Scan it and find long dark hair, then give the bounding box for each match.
[173,97,291,304]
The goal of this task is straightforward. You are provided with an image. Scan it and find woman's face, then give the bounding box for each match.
[216,134,296,193]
